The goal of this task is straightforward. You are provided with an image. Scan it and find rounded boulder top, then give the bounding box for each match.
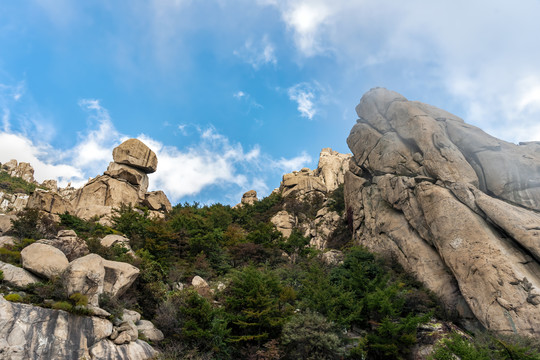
[112,138,158,174]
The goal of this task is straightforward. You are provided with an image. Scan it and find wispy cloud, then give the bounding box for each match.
[272,151,312,172]
[287,82,319,119]
[234,35,277,69]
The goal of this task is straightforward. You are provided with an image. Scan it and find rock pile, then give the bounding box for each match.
[27,138,172,223]
[0,229,160,359]
[344,88,540,336]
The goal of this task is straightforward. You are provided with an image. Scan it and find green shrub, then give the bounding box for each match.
[0,247,21,265]
[430,332,540,360]
[0,269,3,281]
[281,311,344,360]
[59,212,112,238]
[0,171,39,194]
[4,293,22,302]
[69,292,88,307]
[9,208,59,240]
[328,184,345,215]
[52,301,73,312]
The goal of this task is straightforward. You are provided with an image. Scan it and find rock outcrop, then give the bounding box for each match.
[344,88,540,336]
[25,138,171,223]
[279,148,350,197]
[270,148,351,250]
[0,296,157,359]
[1,159,35,183]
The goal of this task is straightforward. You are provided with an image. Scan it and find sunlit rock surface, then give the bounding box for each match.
[345,88,540,335]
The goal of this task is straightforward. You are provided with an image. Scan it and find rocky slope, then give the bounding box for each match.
[344,87,540,336]
[269,147,351,250]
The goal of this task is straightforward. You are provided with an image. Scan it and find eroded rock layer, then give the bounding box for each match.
[345,88,540,336]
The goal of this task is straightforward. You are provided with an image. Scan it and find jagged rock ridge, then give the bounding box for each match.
[344,87,540,336]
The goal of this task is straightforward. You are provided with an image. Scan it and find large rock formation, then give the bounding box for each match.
[344,88,540,336]
[26,138,171,223]
[270,148,351,250]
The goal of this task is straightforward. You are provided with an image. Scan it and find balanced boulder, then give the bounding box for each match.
[112,138,157,174]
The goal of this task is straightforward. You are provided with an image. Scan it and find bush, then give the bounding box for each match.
[4,293,23,302]
[430,332,540,360]
[52,301,73,312]
[69,292,88,307]
[9,208,59,240]
[281,311,344,360]
[0,171,39,194]
[0,247,21,265]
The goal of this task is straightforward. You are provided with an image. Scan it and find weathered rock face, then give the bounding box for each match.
[345,87,540,336]
[279,148,351,197]
[64,254,106,307]
[0,192,29,213]
[0,296,156,360]
[28,190,72,216]
[112,138,158,174]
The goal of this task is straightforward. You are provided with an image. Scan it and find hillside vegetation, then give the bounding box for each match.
[2,184,540,359]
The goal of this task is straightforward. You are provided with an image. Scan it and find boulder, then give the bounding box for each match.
[2,160,35,183]
[105,162,149,194]
[41,179,58,192]
[89,339,158,360]
[37,230,89,261]
[21,243,69,279]
[0,235,16,248]
[103,259,140,298]
[241,190,258,206]
[137,320,164,342]
[0,214,15,234]
[191,275,208,289]
[344,88,540,336]
[112,139,158,174]
[0,261,40,287]
[100,234,136,257]
[63,254,105,307]
[123,309,141,323]
[0,295,114,360]
[143,190,172,212]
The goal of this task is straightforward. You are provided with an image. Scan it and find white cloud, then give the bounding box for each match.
[273,151,312,172]
[281,1,332,56]
[234,35,277,69]
[264,0,540,142]
[288,82,317,119]
[234,91,246,99]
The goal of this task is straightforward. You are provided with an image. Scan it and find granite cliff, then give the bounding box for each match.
[344,88,540,336]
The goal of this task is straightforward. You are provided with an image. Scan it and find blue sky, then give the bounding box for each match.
[1,1,540,205]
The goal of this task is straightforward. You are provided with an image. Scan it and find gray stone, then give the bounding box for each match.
[0,261,40,287]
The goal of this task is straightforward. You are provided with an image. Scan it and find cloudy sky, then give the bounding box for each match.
[1,1,539,205]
